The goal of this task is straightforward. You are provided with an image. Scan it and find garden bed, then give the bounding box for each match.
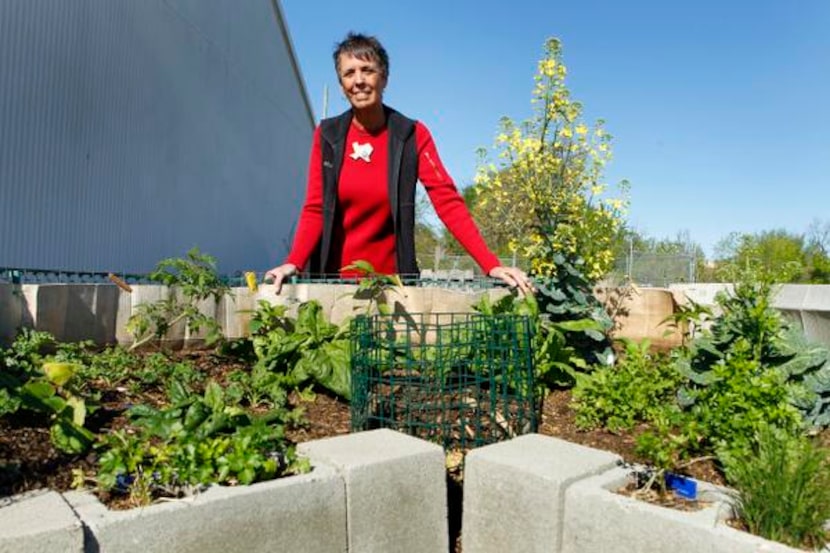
[1,369,724,501]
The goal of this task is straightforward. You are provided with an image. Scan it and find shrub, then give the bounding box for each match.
[678,338,803,459]
[572,339,683,432]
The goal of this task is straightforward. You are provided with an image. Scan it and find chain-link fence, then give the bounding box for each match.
[423,247,697,288]
[608,252,698,287]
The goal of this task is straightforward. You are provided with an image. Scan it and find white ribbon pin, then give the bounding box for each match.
[349,141,373,163]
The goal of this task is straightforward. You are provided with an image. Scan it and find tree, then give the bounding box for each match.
[807,219,830,255]
[470,38,628,282]
[714,229,809,283]
[805,219,830,283]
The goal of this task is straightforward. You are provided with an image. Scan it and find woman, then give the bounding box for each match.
[266,32,532,295]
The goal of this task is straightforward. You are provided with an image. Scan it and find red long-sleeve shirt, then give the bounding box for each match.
[285,120,499,276]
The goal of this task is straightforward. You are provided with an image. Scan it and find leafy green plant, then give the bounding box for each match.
[782,327,830,428]
[127,248,230,350]
[661,297,712,348]
[690,344,802,455]
[573,338,683,432]
[95,379,308,504]
[722,425,830,549]
[1,330,96,453]
[534,254,614,369]
[341,260,403,315]
[475,282,606,391]
[250,300,351,399]
[680,271,830,430]
[75,345,142,388]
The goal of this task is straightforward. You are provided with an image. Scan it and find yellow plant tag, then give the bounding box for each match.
[244,271,258,292]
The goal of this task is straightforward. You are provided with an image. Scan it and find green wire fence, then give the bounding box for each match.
[350,313,537,450]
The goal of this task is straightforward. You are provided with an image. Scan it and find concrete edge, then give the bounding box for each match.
[562,465,809,553]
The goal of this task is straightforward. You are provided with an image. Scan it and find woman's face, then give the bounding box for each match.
[337,53,386,111]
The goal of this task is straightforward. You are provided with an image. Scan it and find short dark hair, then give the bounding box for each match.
[333,32,389,79]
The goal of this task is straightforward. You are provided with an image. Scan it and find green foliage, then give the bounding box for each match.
[784,329,830,428]
[722,426,830,549]
[341,260,403,315]
[678,339,802,459]
[74,345,140,387]
[474,286,606,392]
[573,339,683,432]
[0,330,96,453]
[691,278,784,367]
[713,229,826,283]
[575,270,827,481]
[127,248,230,350]
[534,253,614,373]
[661,298,712,348]
[683,271,830,428]
[96,379,308,504]
[250,300,351,400]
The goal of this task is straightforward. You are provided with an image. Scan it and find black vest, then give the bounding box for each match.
[308,106,420,276]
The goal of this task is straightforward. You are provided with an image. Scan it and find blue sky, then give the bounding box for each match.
[281,0,830,258]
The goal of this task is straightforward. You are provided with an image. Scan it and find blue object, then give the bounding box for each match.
[665,472,697,499]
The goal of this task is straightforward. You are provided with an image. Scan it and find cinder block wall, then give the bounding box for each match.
[2,283,829,350]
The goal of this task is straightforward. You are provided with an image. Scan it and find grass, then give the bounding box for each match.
[723,425,830,549]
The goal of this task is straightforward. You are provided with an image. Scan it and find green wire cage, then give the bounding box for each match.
[350,313,537,450]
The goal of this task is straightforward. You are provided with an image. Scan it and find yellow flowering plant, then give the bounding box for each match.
[472,38,628,282]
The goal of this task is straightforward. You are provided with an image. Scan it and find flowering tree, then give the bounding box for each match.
[472,38,628,282]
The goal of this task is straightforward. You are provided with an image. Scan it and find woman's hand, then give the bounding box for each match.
[264,263,298,294]
[489,266,535,295]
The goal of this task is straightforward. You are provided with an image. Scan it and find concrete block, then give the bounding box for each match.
[114,286,134,345]
[63,284,120,344]
[430,288,489,314]
[669,283,731,308]
[116,285,174,347]
[0,490,83,553]
[561,466,803,553]
[0,284,28,345]
[218,287,256,339]
[299,429,448,553]
[802,284,830,311]
[32,284,69,339]
[64,464,346,553]
[462,434,620,553]
[327,283,364,324]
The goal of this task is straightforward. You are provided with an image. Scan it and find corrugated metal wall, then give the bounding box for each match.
[0,0,314,274]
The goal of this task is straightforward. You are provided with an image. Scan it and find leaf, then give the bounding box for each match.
[341,260,376,275]
[66,395,87,427]
[204,381,225,412]
[20,381,67,414]
[184,401,211,431]
[784,348,829,377]
[42,362,78,386]
[303,340,352,400]
[167,379,192,406]
[51,420,94,454]
[21,380,55,400]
